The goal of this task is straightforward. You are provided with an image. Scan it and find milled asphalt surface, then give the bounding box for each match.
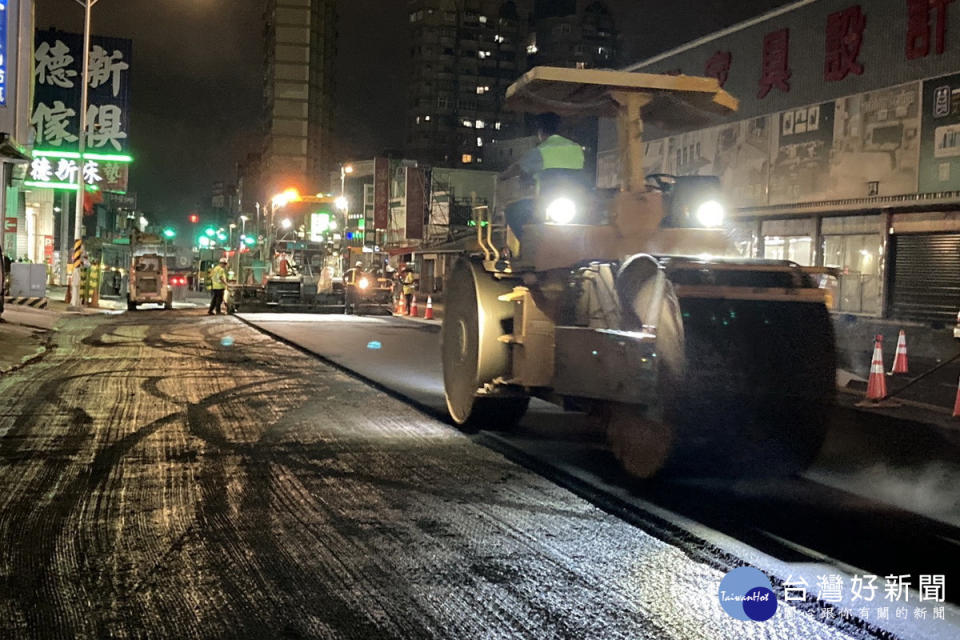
[0,310,882,639]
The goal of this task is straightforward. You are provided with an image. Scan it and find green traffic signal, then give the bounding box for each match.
[203,227,216,238]
[162,227,176,239]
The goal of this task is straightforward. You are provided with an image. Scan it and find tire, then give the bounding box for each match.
[441,258,527,430]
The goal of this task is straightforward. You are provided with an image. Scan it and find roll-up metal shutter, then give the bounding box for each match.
[890,233,960,322]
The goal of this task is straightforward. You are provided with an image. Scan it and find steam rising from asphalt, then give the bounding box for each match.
[808,462,960,527]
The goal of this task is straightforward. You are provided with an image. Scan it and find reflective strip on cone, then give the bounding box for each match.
[865,336,887,400]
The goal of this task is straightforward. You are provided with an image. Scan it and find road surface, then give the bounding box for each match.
[0,310,893,639]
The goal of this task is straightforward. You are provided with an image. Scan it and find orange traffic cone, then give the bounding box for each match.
[394,296,402,314]
[865,335,887,400]
[397,296,407,315]
[890,330,908,374]
[424,295,434,319]
[953,376,960,417]
[409,294,418,316]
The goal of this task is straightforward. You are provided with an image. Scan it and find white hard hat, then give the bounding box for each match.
[219,257,228,263]
[356,261,363,267]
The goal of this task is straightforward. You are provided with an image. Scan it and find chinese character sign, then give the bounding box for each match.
[704,51,732,88]
[906,0,954,60]
[824,6,866,82]
[758,29,791,99]
[28,151,130,192]
[32,30,132,153]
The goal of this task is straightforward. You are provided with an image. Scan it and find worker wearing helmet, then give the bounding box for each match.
[500,112,585,247]
[208,257,228,315]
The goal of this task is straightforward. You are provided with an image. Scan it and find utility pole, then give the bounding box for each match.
[70,0,100,308]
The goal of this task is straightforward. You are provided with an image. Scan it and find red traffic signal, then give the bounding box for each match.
[188,213,199,224]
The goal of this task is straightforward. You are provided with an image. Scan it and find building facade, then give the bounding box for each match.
[0,1,35,265]
[261,0,336,201]
[596,0,960,323]
[526,0,617,70]
[405,0,530,168]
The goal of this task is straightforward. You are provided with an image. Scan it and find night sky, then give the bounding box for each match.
[35,0,791,225]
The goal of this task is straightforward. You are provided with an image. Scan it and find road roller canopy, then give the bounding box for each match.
[505,66,738,130]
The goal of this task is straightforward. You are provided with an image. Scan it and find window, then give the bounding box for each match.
[479,15,487,24]
[822,233,882,314]
[462,119,474,128]
[494,34,505,43]
[494,122,502,130]
[475,119,485,128]
[476,137,484,147]
[763,236,813,265]
[437,96,449,109]
[462,154,473,163]
[476,86,490,95]
[526,43,538,54]
[576,61,586,69]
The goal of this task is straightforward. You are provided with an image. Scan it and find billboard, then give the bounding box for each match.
[919,72,960,192]
[32,29,132,153]
[405,167,425,240]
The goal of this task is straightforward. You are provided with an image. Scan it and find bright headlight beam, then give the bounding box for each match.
[546,197,576,225]
[695,200,725,227]
[358,277,370,289]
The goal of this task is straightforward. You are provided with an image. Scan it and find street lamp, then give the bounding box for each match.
[69,0,102,308]
[340,163,354,197]
[239,215,249,235]
[229,223,237,247]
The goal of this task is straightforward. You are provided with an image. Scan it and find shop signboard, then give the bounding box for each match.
[32,29,132,153]
[919,72,960,192]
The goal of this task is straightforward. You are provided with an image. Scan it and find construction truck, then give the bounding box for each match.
[441,67,837,479]
[343,251,394,315]
[226,195,346,313]
[127,231,173,311]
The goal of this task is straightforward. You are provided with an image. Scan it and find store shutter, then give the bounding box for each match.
[890,233,960,323]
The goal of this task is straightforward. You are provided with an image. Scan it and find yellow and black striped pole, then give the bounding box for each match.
[66,239,84,305]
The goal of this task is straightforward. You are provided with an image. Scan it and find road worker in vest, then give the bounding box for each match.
[500,112,585,252]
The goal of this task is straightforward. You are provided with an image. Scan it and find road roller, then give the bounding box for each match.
[441,67,837,478]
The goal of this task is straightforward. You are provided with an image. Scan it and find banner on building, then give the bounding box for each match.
[373,157,389,230]
[32,29,132,153]
[920,72,960,192]
[405,167,426,240]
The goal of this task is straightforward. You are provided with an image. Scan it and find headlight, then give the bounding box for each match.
[358,277,370,289]
[694,200,725,227]
[545,197,576,225]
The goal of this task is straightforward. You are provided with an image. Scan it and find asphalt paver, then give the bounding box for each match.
[0,311,879,638]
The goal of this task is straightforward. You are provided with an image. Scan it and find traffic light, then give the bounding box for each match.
[242,235,256,247]
[188,213,199,224]
[198,236,211,248]
[203,226,216,238]
[162,227,176,240]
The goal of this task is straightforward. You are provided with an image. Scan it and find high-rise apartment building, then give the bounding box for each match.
[527,1,618,70]
[261,0,337,199]
[405,0,530,168]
